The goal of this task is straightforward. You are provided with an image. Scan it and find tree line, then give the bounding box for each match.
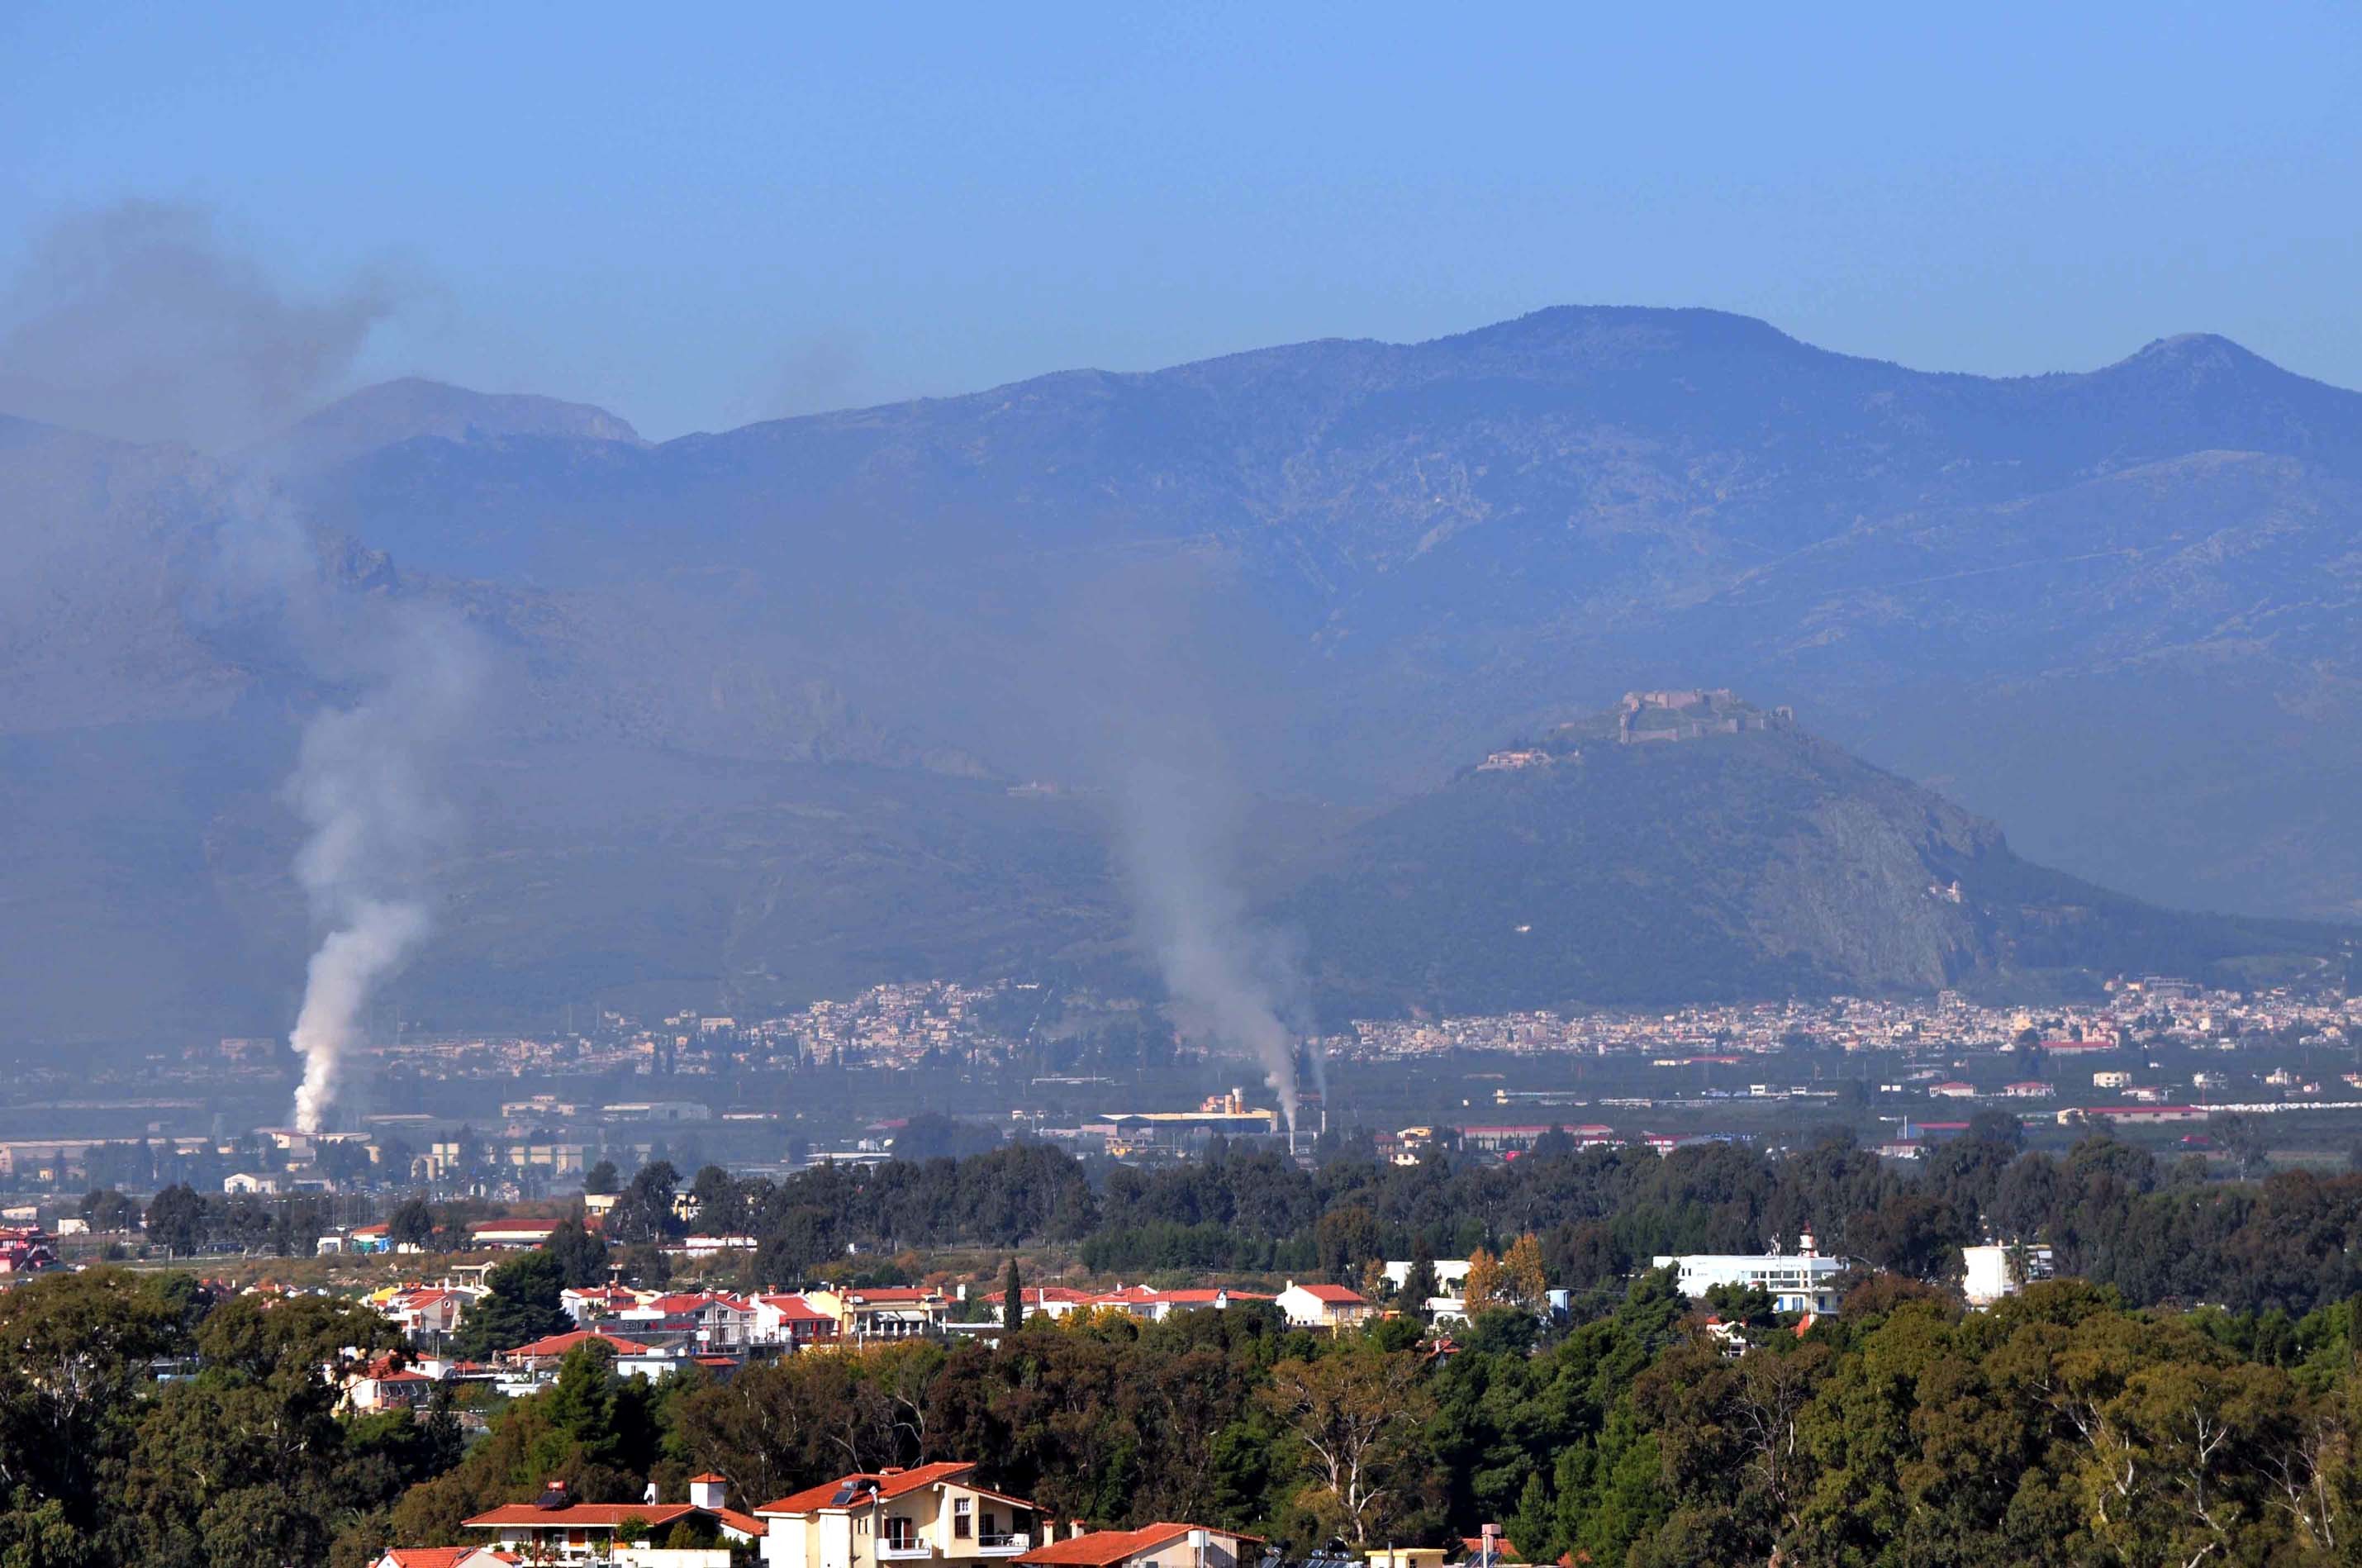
[16,1259,2362,1568]
[577,1118,2362,1318]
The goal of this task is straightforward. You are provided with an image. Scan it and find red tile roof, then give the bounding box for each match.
[758,1462,1024,1516]
[1461,1537,1520,1561]
[381,1548,477,1568]
[1015,1525,1262,1567]
[503,1328,650,1359]
[758,1294,835,1320]
[464,1500,764,1538]
[1290,1284,1368,1304]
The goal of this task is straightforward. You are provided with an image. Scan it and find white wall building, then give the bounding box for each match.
[1961,1243,2055,1308]
[1652,1233,1845,1315]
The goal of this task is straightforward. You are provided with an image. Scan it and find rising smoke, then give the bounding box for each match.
[285,602,482,1133]
[1066,557,1319,1135]
[1114,755,1309,1133]
[0,199,410,449]
[8,197,485,1131]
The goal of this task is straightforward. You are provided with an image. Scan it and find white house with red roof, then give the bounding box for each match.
[618,1290,757,1346]
[1275,1281,1374,1332]
[344,1357,440,1414]
[1079,1285,1276,1323]
[1014,1523,1262,1568]
[981,1285,1097,1321]
[383,1285,470,1338]
[561,1284,644,1323]
[753,1292,843,1347]
[463,1477,763,1562]
[498,1327,652,1370]
[374,1547,517,1568]
[756,1462,1047,1568]
[468,1218,567,1249]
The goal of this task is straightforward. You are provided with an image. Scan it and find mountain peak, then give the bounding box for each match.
[250,377,644,473]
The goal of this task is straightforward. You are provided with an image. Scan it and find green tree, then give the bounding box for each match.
[606,1161,683,1247]
[1401,1242,1439,1314]
[1259,1345,1435,1544]
[387,1195,438,1250]
[1002,1258,1024,1334]
[583,1159,620,1195]
[452,1251,573,1360]
[542,1215,611,1289]
[145,1183,206,1256]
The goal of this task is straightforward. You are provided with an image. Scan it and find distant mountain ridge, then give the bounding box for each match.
[5,304,2362,1049]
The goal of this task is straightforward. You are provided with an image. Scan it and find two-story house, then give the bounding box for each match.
[619,1290,757,1346]
[803,1286,951,1342]
[753,1292,843,1347]
[756,1462,1043,1568]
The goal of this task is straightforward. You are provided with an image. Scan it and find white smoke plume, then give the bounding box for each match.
[285,604,481,1132]
[1115,756,1307,1134]
[1061,556,1317,1138]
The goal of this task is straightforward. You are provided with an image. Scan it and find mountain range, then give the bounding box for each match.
[4,306,2360,1050]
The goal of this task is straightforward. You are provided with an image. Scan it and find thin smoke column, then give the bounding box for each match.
[1116,755,1305,1137]
[286,606,478,1133]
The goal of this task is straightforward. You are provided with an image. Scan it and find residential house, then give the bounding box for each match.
[756,1461,1044,1568]
[753,1293,843,1347]
[805,1286,952,1342]
[562,1284,644,1323]
[2001,1081,2055,1099]
[345,1361,440,1414]
[374,1548,517,1568]
[1014,1524,1262,1568]
[1275,1282,1375,1332]
[499,1328,652,1371]
[468,1218,566,1249]
[981,1285,1097,1322]
[1652,1234,1844,1316]
[383,1285,469,1338]
[620,1291,757,1347]
[1081,1286,1273,1323]
[464,1477,763,1562]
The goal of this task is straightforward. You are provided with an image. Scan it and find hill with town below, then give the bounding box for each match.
[1271,691,2349,1015]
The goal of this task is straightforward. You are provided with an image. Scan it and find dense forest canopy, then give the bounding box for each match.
[14,1260,2362,1568]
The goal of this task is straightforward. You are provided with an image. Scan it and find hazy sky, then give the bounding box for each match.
[3,1,2357,440]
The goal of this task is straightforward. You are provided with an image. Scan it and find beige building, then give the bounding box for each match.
[1015,1524,1262,1568]
[802,1286,952,1342]
[757,1463,1047,1568]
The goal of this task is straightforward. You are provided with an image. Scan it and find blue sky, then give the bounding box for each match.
[3,1,2357,439]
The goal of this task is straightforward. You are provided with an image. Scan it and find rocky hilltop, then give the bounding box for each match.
[1275,694,2340,1014]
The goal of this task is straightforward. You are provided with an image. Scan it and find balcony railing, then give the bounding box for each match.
[976,1534,1030,1555]
[880,1542,934,1560]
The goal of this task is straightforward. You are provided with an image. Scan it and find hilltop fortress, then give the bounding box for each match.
[1615,688,1794,744]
